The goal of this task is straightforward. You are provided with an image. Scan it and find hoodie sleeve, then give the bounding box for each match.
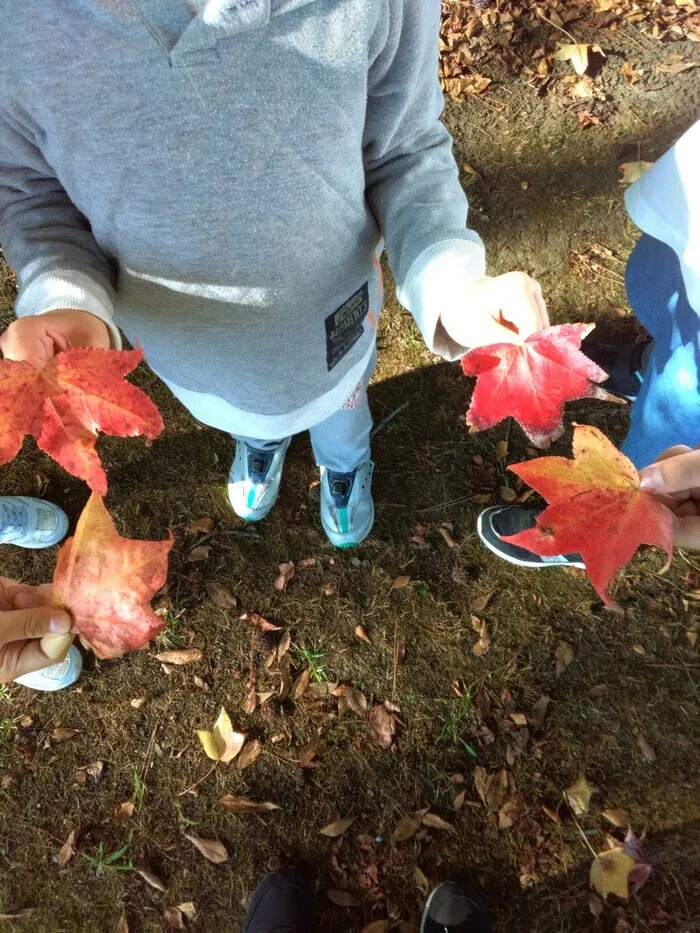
[363,0,486,361]
[0,105,121,346]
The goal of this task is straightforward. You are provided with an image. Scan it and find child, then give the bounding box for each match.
[0,0,547,549]
[477,120,700,569]
[0,499,82,690]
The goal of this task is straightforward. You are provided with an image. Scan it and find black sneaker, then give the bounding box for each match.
[581,337,653,401]
[421,882,492,933]
[243,871,316,933]
[477,506,584,570]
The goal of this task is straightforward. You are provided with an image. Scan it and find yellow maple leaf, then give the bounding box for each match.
[590,849,636,900]
[618,161,654,186]
[196,708,246,763]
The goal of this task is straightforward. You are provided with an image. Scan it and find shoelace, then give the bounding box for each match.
[0,501,28,538]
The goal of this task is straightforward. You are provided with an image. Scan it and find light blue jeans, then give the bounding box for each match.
[622,234,700,468]
[238,351,376,473]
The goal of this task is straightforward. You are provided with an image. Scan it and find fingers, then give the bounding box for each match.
[0,319,56,370]
[496,272,549,339]
[672,513,700,551]
[0,634,71,683]
[639,448,700,497]
[5,583,55,610]
[0,605,71,644]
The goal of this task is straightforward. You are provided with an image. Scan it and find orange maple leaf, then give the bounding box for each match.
[0,348,163,493]
[503,425,674,606]
[53,493,173,659]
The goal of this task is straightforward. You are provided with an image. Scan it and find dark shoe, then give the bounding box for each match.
[243,871,316,933]
[421,882,492,933]
[477,506,584,569]
[581,337,653,401]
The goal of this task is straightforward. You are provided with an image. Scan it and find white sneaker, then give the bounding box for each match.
[320,461,374,548]
[0,496,69,549]
[14,645,83,692]
[228,438,291,521]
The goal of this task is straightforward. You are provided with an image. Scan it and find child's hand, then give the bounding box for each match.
[440,271,549,348]
[0,577,72,682]
[0,309,110,370]
[640,446,700,550]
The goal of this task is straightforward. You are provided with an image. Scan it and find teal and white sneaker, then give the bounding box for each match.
[14,645,83,692]
[228,438,291,521]
[320,461,374,548]
[0,496,69,549]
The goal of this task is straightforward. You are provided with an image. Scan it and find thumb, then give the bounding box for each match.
[0,605,71,644]
[639,449,700,495]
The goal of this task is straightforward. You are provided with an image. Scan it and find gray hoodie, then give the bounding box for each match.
[0,0,485,437]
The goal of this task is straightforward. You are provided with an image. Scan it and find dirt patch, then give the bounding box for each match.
[1,12,699,933]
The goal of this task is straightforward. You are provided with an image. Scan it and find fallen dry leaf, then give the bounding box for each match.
[274,561,295,591]
[439,524,458,548]
[588,684,609,699]
[184,834,229,864]
[472,618,491,656]
[322,583,337,597]
[500,486,517,503]
[333,684,368,717]
[239,611,281,633]
[187,516,215,535]
[392,807,430,843]
[354,625,371,643]
[510,712,528,727]
[555,641,575,677]
[136,868,168,893]
[618,160,653,186]
[554,42,604,75]
[51,727,79,742]
[116,915,129,933]
[391,575,411,591]
[590,849,636,900]
[130,697,146,709]
[362,923,389,933]
[454,790,466,811]
[320,817,355,838]
[298,557,316,569]
[219,794,281,814]
[193,676,210,692]
[530,694,551,726]
[423,812,457,835]
[85,761,104,782]
[291,667,312,701]
[326,889,360,908]
[566,776,596,815]
[637,733,656,762]
[414,865,430,897]
[471,589,496,614]
[236,738,263,771]
[602,808,630,828]
[277,630,292,660]
[368,702,399,749]
[113,801,135,823]
[162,907,185,930]
[154,648,202,665]
[196,708,246,763]
[187,545,212,563]
[58,829,77,867]
[498,793,524,831]
[242,686,257,714]
[204,581,237,609]
[177,903,196,921]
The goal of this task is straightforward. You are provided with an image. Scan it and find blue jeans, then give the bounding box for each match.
[238,351,375,473]
[622,234,700,468]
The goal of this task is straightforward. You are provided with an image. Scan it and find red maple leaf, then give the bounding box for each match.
[503,425,674,606]
[53,493,173,659]
[0,348,163,493]
[461,323,609,447]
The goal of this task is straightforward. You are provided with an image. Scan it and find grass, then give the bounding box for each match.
[83,839,134,875]
[435,692,478,757]
[292,641,329,684]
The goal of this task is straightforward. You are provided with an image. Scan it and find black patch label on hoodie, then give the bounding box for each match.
[325,282,369,371]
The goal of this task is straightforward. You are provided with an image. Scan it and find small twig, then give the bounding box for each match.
[371,399,413,438]
[418,494,485,514]
[248,629,255,688]
[537,12,579,45]
[177,763,217,797]
[185,528,259,552]
[668,870,692,919]
[391,617,399,703]
[564,794,598,858]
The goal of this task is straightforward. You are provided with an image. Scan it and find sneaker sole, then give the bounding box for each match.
[476,511,585,570]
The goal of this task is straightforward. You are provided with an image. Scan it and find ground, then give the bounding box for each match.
[0,4,699,932]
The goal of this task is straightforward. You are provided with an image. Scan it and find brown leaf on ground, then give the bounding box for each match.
[297,739,326,769]
[298,557,316,568]
[326,889,360,907]
[239,611,281,633]
[58,829,77,867]
[498,793,524,830]
[454,790,466,811]
[500,486,517,503]
[618,160,653,186]
[162,906,185,930]
[193,676,210,692]
[85,761,104,783]
[530,694,551,726]
[589,849,636,900]
[566,775,596,815]
[136,868,168,892]
[495,440,509,459]
[177,903,196,921]
[423,812,458,835]
[116,915,129,933]
[185,834,229,864]
[237,739,263,771]
[322,583,337,596]
[510,712,528,727]
[187,516,215,535]
[588,684,609,699]
[637,733,656,762]
[154,648,202,665]
[241,686,258,714]
[368,702,399,749]
[475,767,508,813]
[362,924,389,933]
[219,794,281,814]
[602,808,630,828]
[278,657,292,702]
[333,684,368,717]
[51,727,79,742]
[196,708,246,763]
[204,581,237,609]
[320,817,355,838]
[113,801,135,823]
[471,589,496,614]
[472,618,491,656]
[414,866,430,897]
[274,561,295,591]
[291,667,312,701]
[131,697,146,708]
[187,545,212,563]
[392,807,430,843]
[354,625,371,643]
[555,641,575,677]
[277,630,292,660]
[391,575,411,591]
[439,524,458,548]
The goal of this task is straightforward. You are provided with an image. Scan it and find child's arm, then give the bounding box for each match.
[0,108,119,367]
[363,0,547,357]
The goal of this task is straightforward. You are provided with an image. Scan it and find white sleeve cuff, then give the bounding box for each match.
[398,236,487,362]
[15,268,122,349]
